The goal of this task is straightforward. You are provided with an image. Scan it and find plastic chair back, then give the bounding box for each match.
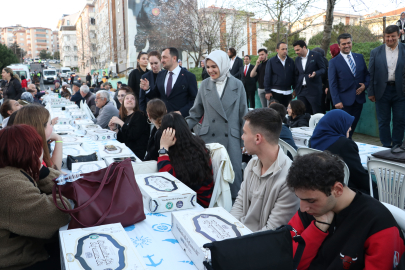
[309,113,324,128]
[381,202,405,231]
[279,139,297,160]
[367,159,405,209]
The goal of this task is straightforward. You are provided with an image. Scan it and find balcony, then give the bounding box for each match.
[59,25,76,31]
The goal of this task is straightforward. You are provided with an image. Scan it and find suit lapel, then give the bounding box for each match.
[205,80,227,120]
[169,69,185,97]
[221,78,239,113]
[305,51,311,71]
[395,44,403,72]
[158,70,168,97]
[382,46,388,72]
[296,57,303,72]
[337,53,354,77]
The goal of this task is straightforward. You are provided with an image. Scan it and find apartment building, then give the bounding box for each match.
[57,13,79,68]
[76,0,96,74]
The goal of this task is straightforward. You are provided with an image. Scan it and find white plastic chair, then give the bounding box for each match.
[381,202,405,231]
[279,139,297,160]
[367,159,405,209]
[297,147,350,186]
[309,113,324,128]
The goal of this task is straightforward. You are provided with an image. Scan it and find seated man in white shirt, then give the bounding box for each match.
[230,108,299,232]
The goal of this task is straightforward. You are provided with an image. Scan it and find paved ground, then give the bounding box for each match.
[352,133,382,146]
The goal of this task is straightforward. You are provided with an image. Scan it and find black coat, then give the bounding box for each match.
[117,111,150,160]
[1,78,23,100]
[128,68,149,102]
[145,67,197,117]
[86,75,92,84]
[287,113,310,128]
[144,126,162,161]
[229,56,243,79]
[264,55,295,93]
[294,50,326,97]
[239,64,256,92]
[202,67,209,80]
[140,70,159,113]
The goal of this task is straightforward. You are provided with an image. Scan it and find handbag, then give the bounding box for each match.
[371,144,405,163]
[67,152,98,170]
[202,225,306,270]
[132,160,158,175]
[52,158,145,229]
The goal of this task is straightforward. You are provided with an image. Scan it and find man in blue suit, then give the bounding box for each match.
[293,40,326,114]
[369,25,405,147]
[140,47,197,117]
[329,33,370,138]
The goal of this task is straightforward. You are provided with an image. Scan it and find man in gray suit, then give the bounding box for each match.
[368,25,405,147]
[92,90,119,129]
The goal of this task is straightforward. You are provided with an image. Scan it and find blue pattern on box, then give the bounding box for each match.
[162,239,178,244]
[152,223,171,232]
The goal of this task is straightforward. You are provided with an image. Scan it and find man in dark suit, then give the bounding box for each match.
[239,55,256,108]
[329,33,370,138]
[369,25,405,147]
[228,47,243,79]
[201,60,209,80]
[264,42,295,108]
[140,47,197,117]
[293,40,326,114]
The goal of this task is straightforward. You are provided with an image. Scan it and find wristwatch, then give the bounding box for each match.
[158,147,169,155]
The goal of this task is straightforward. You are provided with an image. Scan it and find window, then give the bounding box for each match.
[36,34,46,37]
[64,46,70,51]
[7,29,12,32]
[74,46,77,51]
[67,20,70,26]
[37,39,47,43]
[20,38,24,41]
[74,56,78,61]
[44,70,56,76]
[20,43,24,46]
[36,29,46,32]
[64,36,70,42]
[65,56,70,61]
[91,18,96,25]
[91,44,96,51]
[20,33,23,36]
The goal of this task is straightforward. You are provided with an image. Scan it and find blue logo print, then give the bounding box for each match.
[146,213,167,217]
[152,223,171,232]
[144,254,163,267]
[162,239,178,244]
[131,236,152,248]
[179,260,194,265]
[176,201,183,208]
[124,224,135,231]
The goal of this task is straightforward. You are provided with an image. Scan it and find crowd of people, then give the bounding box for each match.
[0,25,405,270]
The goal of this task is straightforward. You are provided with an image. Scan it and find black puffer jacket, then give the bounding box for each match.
[1,77,23,100]
[287,113,311,128]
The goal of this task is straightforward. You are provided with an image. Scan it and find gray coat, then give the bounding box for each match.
[92,101,119,129]
[186,76,248,198]
[368,43,405,101]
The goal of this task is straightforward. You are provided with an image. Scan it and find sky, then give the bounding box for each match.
[0,0,404,30]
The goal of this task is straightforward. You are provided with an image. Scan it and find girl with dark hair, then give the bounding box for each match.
[61,85,71,99]
[144,99,166,161]
[127,51,149,102]
[1,68,23,100]
[0,124,71,270]
[158,112,214,207]
[287,100,310,128]
[0,99,22,127]
[108,92,150,159]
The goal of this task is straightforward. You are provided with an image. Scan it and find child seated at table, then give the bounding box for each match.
[309,109,377,196]
[157,112,214,208]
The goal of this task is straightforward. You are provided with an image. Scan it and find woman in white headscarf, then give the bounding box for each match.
[186,50,248,200]
[397,12,405,43]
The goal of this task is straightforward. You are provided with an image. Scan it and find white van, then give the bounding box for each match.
[60,67,71,79]
[34,57,40,63]
[43,69,58,84]
[7,64,32,85]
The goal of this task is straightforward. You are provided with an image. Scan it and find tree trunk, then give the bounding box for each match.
[320,0,336,54]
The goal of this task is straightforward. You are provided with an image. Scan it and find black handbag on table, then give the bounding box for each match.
[371,145,405,164]
[203,225,305,270]
[67,152,98,170]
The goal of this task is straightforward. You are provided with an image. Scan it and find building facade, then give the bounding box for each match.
[57,13,79,68]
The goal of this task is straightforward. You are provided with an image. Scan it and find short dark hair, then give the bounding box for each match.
[287,152,345,196]
[269,103,287,121]
[228,48,236,57]
[244,55,251,60]
[385,25,400,35]
[289,100,306,117]
[337,33,352,44]
[258,48,268,54]
[312,47,325,57]
[293,40,307,48]
[243,108,282,144]
[162,47,179,61]
[276,42,286,49]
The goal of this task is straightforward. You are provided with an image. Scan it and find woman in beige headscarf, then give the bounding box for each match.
[186,50,248,200]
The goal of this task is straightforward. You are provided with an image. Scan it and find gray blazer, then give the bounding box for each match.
[92,101,119,129]
[368,43,405,100]
[186,76,248,198]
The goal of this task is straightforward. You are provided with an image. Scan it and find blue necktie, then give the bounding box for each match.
[347,55,356,77]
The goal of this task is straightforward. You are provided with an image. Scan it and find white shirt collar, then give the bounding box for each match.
[277,54,286,62]
[340,51,353,58]
[302,49,309,59]
[169,65,181,76]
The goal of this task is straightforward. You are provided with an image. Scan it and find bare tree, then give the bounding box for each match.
[320,0,336,53]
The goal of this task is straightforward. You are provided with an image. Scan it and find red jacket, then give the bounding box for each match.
[21,79,27,89]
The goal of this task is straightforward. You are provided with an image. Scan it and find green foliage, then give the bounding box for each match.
[309,23,379,46]
[263,26,305,53]
[39,49,52,59]
[8,42,26,61]
[189,67,202,81]
[53,51,60,60]
[0,43,19,71]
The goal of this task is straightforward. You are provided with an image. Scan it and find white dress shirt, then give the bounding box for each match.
[243,64,250,76]
[340,51,356,73]
[301,50,310,85]
[216,77,228,98]
[229,57,236,70]
[146,65,181,94]
[271,55,292,94]
[277,54,286,67]
[386,44,399,82]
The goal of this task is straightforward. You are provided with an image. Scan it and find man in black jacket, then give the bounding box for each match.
[228,48,243,80]
[293,40,326,114]
[264,42,295,107]
[201,60,209,80]
[239,55,256,108]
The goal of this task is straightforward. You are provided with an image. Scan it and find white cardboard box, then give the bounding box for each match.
[98,142,132,158]
[135,172,197,213]
[71,160,107,173]
[172,207,253,270]
[59,223,147,270]
[85,129,117,141]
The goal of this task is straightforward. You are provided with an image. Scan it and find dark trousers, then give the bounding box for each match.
[297,90,323,114]
[23,238,61,270]
[246,90,255,108]
[375,85,405,147]
[271,91,292,108]
[342,101,363,139]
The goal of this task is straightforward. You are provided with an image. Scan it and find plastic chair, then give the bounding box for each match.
[297,147,350,186]
[279,139,297,160]
[381,202,405,231]
[367,159,405,209]
[309,113,324,128]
